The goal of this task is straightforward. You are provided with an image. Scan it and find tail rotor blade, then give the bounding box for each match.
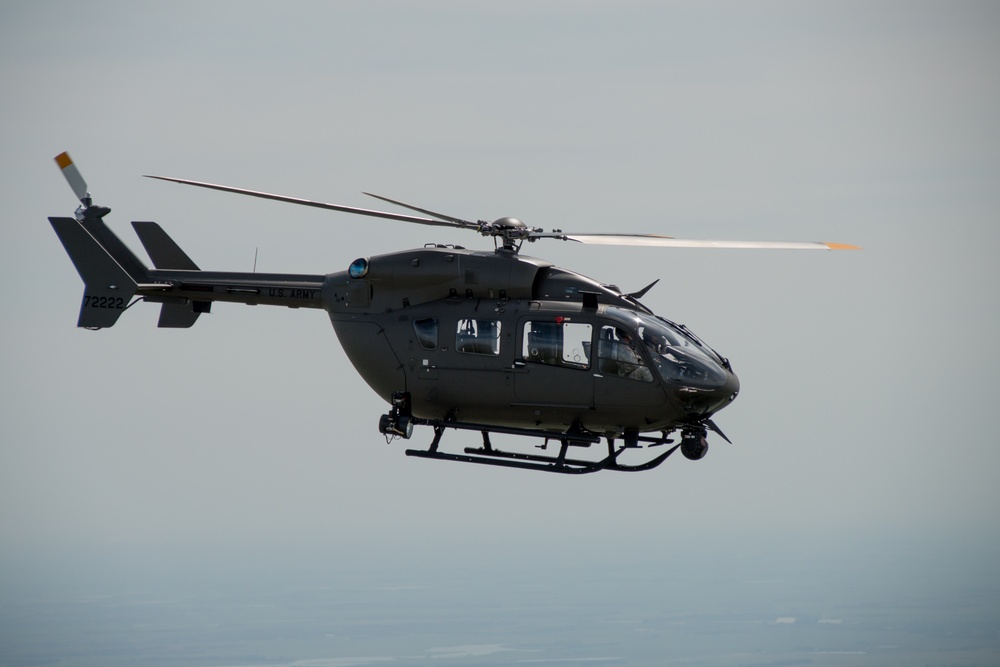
[55,152,90,204]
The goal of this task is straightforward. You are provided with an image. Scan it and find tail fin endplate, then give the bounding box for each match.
[131,221,204,328]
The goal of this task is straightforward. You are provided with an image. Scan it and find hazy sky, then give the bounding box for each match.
[1,1,998,580]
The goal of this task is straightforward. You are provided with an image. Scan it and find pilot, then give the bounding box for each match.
[617,328,633,345]
[614,328,653,381]
[644,330,669,355]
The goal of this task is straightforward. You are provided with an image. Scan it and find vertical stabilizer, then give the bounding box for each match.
[49,216,138,328]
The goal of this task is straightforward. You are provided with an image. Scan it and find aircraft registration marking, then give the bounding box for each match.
[83,295,125,309]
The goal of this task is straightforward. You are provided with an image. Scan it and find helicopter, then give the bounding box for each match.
[49,152,858,475]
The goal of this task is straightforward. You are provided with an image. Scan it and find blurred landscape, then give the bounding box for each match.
[3,534,997,667]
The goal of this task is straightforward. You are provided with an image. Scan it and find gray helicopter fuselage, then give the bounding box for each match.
[321,246,739,436]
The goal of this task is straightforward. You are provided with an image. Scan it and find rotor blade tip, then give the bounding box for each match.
[824,242,862,250]
[55,152,72,169]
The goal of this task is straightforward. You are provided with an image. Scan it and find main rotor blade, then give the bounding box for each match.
[363,192,477,227]
[537,232,859,250]
[144,175,476,230]
[54,152,89,203]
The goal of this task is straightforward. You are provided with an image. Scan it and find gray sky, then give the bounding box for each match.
[2,1,998,576]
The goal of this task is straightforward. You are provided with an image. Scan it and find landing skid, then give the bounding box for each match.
[404,419,681,474]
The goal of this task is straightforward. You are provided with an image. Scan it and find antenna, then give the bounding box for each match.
[253,247,258,273]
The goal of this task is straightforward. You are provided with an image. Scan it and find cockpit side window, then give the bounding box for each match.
[604,309,728,388]
[596,325,653,381]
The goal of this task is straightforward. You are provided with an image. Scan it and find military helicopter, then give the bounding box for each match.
[49,152,858,474]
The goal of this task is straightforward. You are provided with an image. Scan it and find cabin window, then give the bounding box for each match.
[412,318,438,350]
[522,321,592,369]
[597,325,653,381]
[456,319,501,355]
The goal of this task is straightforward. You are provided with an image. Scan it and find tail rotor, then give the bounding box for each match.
[50,151,142,328]
[54,152,110,220]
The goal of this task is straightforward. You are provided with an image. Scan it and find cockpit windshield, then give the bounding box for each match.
[605,307,729,388]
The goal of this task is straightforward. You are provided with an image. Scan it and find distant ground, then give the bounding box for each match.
[2,540,997,667]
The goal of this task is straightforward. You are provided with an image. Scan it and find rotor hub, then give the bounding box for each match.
[492,217,525,230]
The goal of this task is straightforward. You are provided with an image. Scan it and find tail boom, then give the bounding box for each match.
[141,270,325,310]
[50,214,325,329]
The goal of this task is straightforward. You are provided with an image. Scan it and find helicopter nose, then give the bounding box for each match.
[673,367,740,417]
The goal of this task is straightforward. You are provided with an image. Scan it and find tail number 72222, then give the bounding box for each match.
[83,295,125,309]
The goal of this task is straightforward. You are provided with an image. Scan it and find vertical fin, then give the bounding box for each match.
[131,221,199,270]
[49,217,137,328]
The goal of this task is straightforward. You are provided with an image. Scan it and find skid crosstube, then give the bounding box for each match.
[404,419,680,474]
